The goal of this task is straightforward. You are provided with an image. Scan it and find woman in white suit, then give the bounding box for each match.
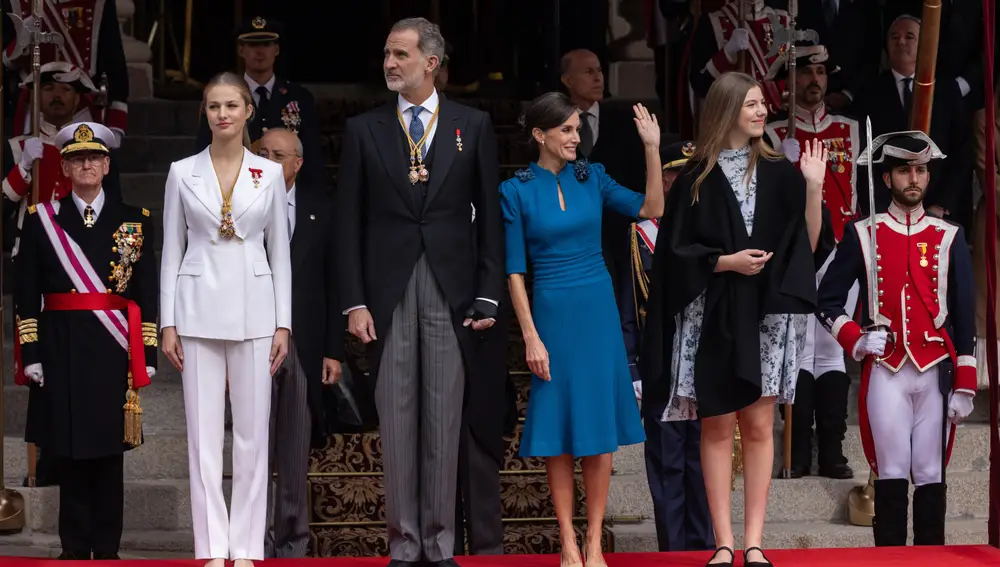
[160,72,292,567]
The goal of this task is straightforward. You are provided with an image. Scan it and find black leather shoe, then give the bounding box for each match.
[92,552,121,560]
[428,560,461,567]
[744,547,774,567]
[705,546,734,567]
[817,462,854,479]
[788,464,811,478]
[386,561,422,567]
[57,551,90,560]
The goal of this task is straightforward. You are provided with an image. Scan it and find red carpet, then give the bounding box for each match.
[5,547,1000,567]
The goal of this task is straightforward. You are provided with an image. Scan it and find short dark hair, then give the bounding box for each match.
[519,92,578,148]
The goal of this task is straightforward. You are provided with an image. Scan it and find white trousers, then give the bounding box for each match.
[181,336,273,560]
[867,361,948,486]
[800,247,859,376]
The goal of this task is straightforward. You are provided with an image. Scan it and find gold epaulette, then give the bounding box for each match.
[141,208,150,217]
[142,322,158,347]
[27,204,36,215]
[16,316,38,344]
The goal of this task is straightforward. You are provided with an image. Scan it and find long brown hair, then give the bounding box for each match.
[689,72,780,202]
[201,72,254,150]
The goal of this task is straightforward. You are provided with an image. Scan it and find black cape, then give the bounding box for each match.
[639,155,818,416]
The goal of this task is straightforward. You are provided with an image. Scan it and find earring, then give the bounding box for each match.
[541,140,546,145]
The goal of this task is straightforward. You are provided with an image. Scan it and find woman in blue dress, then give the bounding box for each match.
[500,92,664,567]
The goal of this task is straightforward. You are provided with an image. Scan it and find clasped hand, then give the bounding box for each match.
[854,330,888,359]
[720,249,773,276]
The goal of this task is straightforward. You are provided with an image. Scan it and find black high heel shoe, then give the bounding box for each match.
[705,546,735,567]
[744,546,774,567]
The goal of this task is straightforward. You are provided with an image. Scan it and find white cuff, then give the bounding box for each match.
[475,297,499,306]
[343,304,366,315]
[956,77,971,97]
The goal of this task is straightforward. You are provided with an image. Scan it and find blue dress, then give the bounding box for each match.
[500,160,647,458]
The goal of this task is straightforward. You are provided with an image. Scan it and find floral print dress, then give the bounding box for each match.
[662,146,805,421]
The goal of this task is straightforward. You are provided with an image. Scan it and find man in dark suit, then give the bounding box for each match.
[257,127,345,558]
[195,16,324,189]
[334,17,503,567]
[850,13,972,230]
[559,49,645,298]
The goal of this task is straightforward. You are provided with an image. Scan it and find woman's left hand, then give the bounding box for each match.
[270,328,290,376]
[633,103,660,148]
[799,138,829,188]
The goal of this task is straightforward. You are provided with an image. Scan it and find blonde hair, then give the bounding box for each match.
[202,72,254,150]
[690,72,780,202]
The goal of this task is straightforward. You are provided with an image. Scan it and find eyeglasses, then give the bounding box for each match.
[65,154,108,166]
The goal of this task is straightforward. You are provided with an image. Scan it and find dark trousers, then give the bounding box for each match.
[57,453,125,556]
[454,425,504,556]
[643,408,714,552]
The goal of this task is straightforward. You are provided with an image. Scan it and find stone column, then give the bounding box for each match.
[606,0,656,99]
[116,0,153,99]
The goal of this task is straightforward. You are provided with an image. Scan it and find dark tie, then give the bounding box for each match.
[822,0,838,29]
[578,112,594,158]
[83,205,95,227]
[409,105,426,154]
[902,77,913,116]
[255,86,270,126]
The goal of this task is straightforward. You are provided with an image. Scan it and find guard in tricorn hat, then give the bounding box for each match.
[817,130,976,547]
[14,121,159,559]
[618,139,714,552]
[194,15,324,188]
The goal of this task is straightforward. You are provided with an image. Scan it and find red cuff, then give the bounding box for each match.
[3,167,30,201]
[834,320,864,355]
[954,356,977,391]
[709,49,736,77]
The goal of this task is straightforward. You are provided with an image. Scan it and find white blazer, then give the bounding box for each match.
[159,147,292,341]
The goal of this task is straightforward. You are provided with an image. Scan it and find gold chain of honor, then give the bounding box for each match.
[218,173,238,239]
[396,106,440,185]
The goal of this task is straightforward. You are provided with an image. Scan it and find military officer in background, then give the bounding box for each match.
[619,140,714,553]
[817,131,977,547]
[764,44,858,480]
[195,16,324,189]
[14,121,158,560]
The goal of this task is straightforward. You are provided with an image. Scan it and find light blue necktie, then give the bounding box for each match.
[409,106,425,154]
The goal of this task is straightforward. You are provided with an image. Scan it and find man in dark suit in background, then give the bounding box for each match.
[195,16,325,189]
[850,13,972,230]
[560,49,645,299]
[258,127,345,558]
[334,17,503,567]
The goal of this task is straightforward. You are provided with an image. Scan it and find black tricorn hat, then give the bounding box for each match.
[856,130,946,173]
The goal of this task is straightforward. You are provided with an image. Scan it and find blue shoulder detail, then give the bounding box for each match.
[514,168,535,182]
[573,158,591,182]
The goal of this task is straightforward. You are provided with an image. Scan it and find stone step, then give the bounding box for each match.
[128,100,202,137]
[118,135,197,174]
[610,423,995,477]
[0,531,195,556]
[610,518,990,552]
[605,470,989,523]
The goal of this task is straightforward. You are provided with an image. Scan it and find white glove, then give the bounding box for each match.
[724,29,751,61]
[948,391,974,424]
[19,137,43,172]
[25,363,43,387]
[852,330,887,359]
[146,366,156,380]
[633,381,642,401]
[781,138,801,163]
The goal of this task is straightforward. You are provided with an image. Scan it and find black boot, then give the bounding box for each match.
[815,371,854,479]
[913,482,947,545]
[873,478,910,546]
[788,370,816,478]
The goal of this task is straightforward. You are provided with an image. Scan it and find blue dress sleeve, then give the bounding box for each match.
[593,162,645,219]
[499,180,528,275]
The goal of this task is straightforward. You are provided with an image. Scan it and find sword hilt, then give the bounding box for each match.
[862,323,897,366]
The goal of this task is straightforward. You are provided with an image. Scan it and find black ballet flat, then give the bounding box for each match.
[705,546,734,567]
[744,546,774,567]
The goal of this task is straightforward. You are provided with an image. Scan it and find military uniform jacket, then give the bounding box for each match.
[195,77,324,189]
[15,196,158,459]
[3,1,129,134]
[3,127,72,255]
[816,203,976,473]
[765,106,860,242]
[689,1,789,113]
[618,218,657,380]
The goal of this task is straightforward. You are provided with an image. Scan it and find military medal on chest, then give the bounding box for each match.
[397,106,440,185]
[110,222,145,294]
[917,242,929,268]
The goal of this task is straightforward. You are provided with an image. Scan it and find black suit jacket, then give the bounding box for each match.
[334,98,503,385]
[195,77,325,189]
[289,185,345,446]
[849,70,972,223]
[796,0,882,99]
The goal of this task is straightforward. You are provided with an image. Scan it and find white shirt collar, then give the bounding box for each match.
[891,69,914,83]
[287,183,296,206]
[245,72,276,96]
[72,188,105,220]
[397,89,440,117]
[580,100,600,119]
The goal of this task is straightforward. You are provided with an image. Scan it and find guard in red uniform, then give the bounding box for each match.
[764,44,859,480]
[817,131,977,547]
[14,121,157,559]
[688,0,791,112]
[3,0,129,139]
